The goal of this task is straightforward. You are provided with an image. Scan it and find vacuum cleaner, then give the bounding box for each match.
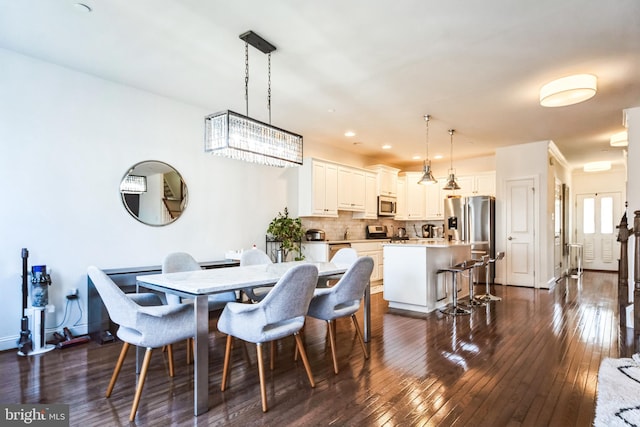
[17,248,55,356]
[16,248,32,355]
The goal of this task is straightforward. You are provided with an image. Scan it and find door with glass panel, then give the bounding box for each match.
[576,192,621,271]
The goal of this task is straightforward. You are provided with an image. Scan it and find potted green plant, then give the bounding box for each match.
[267,207,305,262]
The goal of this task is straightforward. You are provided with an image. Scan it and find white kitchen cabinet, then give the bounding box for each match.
[452,175,475,197]
[367,164,399,197]
[401,172,426,220]
[353,171,378,219]
[473,171,496,196]
[351,241,384,283]
[447,172,496,198]
[425,177,446,220]
[395,175,407,220]
[298,159,338,217]
[337,166,366,211]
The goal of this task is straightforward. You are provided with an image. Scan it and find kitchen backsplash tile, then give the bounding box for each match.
[301,212,443,241]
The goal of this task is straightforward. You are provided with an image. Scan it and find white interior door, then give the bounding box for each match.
[506,178,535,287]
[575,192,621,271]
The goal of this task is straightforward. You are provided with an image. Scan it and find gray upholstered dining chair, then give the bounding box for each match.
[307,256,374,374]
[317,247,359,288]
[239,247,274,302]
[162,252,237,309]
[218,263,319,412]
[87,266,195,422]
[162,252,237,363]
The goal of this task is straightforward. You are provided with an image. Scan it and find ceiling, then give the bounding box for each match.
[1,0,638,171]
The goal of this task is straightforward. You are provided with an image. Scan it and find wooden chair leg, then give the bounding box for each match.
[167,344,175,377]
[327,320,339,374]
[221,335,233,391]
[129,348,153,422]
[351,314,369,359]
[256,343,268,412]
[294,333,315,388]
[106,342,130,398]
[186,338,193,365]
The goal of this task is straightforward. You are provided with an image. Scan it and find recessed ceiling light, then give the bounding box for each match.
[344,131,356,137]
[382,144,392,150]
[583,161,611,172]
[74,3,92,12]
[433,154,443,160]
[412,155,421,160]
[327,108,335,113]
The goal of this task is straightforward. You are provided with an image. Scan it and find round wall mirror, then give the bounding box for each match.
[120,160,188,226]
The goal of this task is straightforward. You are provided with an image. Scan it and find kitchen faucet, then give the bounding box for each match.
[344,227,350,240]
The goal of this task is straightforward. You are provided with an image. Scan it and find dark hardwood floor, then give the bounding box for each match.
[0,271,631,426]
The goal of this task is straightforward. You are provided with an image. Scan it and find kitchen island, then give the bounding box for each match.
[383,241,473,313]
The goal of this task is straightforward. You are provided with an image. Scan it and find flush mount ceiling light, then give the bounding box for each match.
[539,74,597,107]
[120,175,147,194]
[610,130,628,147]
[418,115,437,185]
[583,161,611,172]
[204,31,303,167]
[442,129,461,190]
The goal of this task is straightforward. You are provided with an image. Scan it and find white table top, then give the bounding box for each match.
[136,261,348,295]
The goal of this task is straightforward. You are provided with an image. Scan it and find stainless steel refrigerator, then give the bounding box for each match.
[443,195,496,283]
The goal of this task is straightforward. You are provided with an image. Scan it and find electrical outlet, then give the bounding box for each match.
[66,288,78,300]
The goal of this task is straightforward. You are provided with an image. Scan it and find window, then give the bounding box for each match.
[583,198,595,234]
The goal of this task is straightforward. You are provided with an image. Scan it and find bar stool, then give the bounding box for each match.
[476,251,505,302]
[438,260,475,316]
[465,255,489,308]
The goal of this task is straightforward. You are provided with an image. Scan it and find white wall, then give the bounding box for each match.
[0,48,299,350]
[495,140,552,288]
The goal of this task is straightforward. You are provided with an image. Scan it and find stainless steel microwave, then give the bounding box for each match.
[378,195,397,217]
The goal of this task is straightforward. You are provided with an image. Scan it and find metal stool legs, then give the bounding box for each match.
[440,267,471,316]
[465,257,487,308]
[476,251,504,302]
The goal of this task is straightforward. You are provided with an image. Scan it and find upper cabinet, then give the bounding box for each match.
[401,172,426,220]
[454,172,496,197]
[368,164,399,197]
[395,175,407,220]
[298,159,338,217]
[425,178,446,220]
[337,166,366,211]
[353,171,378,219]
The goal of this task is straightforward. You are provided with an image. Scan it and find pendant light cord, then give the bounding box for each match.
[244,41,249,117]
[424,115,430,163]
[449,129,455,171]
[268,52,272,124]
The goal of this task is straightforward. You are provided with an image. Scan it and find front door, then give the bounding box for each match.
[576,192,621,271]
[506,178,536,287]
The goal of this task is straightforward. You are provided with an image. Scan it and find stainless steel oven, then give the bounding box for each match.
[378,195,397,217]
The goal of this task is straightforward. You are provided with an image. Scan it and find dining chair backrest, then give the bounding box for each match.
[163,252,201,273]
[162,252,202,305]
[88,266,141,328]
[258,264,318,324]
[330,256,374,307]
[330,247,358,265]
[240,248,273,266]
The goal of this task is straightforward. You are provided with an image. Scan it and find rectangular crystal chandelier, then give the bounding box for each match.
[120,175,147,193]
[204,31,304,168]
[204,110,303,167]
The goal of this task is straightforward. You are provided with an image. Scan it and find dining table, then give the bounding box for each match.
[136,260,370,416]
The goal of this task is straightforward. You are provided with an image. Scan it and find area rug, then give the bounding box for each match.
[595,356,640,426]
